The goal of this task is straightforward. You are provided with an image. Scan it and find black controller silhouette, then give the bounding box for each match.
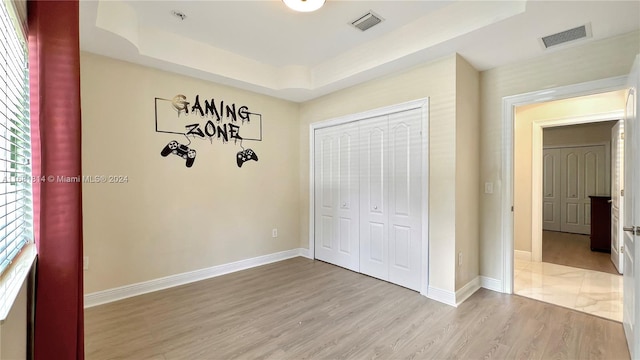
[236,148,258,168]
[161,140,196,167]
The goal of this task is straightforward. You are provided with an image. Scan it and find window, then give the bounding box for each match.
[0,0,32,274]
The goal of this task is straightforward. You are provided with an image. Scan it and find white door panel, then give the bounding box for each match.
[360,116,389,281]
[543,148,561,231]
[314,122,360,271]
[612,121,624,274]
[388,110,422,291]
[560,145,608,234]
[623,54,639,358]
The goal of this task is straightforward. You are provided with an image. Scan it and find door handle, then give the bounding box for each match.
[624,226,639,235]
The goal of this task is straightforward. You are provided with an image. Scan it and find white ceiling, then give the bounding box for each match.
[80,0,640,102]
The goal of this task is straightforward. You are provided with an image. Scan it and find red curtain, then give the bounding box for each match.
[28,0,84,359]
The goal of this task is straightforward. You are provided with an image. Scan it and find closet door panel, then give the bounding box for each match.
[360,116,389,281]
[542,148,561,231]
[314,122,360,271]
[388,109,422,291]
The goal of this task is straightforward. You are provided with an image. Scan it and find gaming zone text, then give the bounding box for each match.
[176,94,247,142]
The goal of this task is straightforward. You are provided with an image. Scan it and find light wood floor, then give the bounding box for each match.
[542,230,620,275]
[85,257,629,359]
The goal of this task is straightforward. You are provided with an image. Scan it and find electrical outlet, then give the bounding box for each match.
[458,252,462,267]
[272,228,278,238]
[83,256,89,271]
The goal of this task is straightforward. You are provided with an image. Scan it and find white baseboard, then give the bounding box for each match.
[426,286,457,307]
[299,247,312,259]
[455,277,480,306]
[480,276,503,293]
[85,248,307,308]
[514,250,532,261]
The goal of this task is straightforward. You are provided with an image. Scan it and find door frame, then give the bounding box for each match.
[308,98,430,295]
[501,75,627,293]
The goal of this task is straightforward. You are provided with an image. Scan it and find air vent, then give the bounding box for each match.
[351,11,384,32]
[540,24,592,49]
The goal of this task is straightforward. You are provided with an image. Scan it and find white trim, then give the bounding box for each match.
[531,122,544,262]
[420,100,430,296]
[480,276,503,293]
[308,124,316,261]
[299,247,312,259]
[0,243,36,323]
[427,286,457,307]
[84,248,306,308]
[501,75,628,294]
[455,277,481,306]
[514,250,532,261]
[308,98,430,296]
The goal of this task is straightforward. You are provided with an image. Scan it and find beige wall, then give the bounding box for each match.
[299,54,467,293]
[455,55,480,290]
[480,31,639,280]
[513,92,624,253]
[81,53,301,293]
[543,120,618,147]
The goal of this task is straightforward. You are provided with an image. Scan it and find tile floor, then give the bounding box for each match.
[514,258,623,322]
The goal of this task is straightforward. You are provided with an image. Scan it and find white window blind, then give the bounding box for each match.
[0,0,32,275]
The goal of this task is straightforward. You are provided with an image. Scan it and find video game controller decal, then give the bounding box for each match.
[155,93,263,168]
[161,140,197,167]
[236,149,258,168]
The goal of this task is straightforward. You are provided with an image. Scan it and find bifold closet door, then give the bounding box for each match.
[314,122,360,271]
[542,148,561,231]
[359,110,422,291]
[560,145,608,235]
[359,115,389,281]
[387,110,422,291]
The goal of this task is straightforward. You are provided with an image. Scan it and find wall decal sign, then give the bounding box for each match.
[155,94,262,168]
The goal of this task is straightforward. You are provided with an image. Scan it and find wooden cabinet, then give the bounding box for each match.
[589,196,612,252]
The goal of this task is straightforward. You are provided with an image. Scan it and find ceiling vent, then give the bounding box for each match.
[540,24,592,49]
[351,11,384,32]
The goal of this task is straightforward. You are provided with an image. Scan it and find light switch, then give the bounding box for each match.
[484,182,494,194]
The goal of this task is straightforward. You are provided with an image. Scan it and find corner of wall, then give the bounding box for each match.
[454,54,481,291]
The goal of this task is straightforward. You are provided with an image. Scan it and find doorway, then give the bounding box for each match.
[512,91,625,321]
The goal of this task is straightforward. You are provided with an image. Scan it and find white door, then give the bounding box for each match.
[314,122,360,271]
[359,115,389,281]
[387,110,422,291]
[612,121,624,274]
[560,145,608,234]
[623,54,640,359]
[542,148,561,231]
[359,110,423,291]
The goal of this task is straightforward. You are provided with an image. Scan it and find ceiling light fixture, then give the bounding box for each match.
[282,0,325,13]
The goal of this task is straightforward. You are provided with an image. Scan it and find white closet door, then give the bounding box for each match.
[560,145,608,234]
[314,122,360,271]
[359,115,389,281]
[542,148,561,231]
[387,109,422,291]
